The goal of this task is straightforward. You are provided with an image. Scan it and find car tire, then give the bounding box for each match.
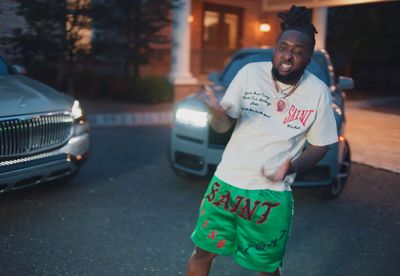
[323,140,351,200]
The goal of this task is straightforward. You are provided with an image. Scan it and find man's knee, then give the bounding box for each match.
[191,247,217,262]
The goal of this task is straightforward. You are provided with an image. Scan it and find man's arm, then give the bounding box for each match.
[209,108,237,133]
[290,144,329,174]
[264,144,329,182]
[204,86,237,133]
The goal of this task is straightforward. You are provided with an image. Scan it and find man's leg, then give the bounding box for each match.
[186,246,218,276]
[259,267,282,276]
[233,189,292,276]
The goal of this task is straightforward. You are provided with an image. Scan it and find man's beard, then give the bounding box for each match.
[271,66,305,84]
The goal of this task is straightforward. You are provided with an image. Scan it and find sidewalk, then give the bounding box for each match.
[346,107,400,173]
[82,97,400,174]
[82,99,173,127]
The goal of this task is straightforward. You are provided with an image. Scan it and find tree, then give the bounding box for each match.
[1,0,92,95]
[327,2,400,90]
[90,0,179,95]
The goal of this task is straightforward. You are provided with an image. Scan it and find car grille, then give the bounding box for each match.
[0,113,74,159]
[175,151,204,171]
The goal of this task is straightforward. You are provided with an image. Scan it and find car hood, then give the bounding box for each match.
[0,75,73,118]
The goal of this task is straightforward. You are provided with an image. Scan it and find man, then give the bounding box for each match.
[186,5,338,276]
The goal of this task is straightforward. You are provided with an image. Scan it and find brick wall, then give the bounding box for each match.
[141,0,283,80]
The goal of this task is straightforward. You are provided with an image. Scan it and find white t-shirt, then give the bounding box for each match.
[215,61,338,191]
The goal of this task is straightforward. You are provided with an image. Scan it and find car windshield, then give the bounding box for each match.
[0,57,15,76]
[219,51,330,86]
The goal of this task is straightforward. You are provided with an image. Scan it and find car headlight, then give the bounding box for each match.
[175,108,208,127]
[71,100,84,121]
[71,100,90,136]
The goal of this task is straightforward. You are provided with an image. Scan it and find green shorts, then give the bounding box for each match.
[191,175,294,273]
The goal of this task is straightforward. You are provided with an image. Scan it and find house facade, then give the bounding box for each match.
[138,0,394,99]
[1,0,394,100]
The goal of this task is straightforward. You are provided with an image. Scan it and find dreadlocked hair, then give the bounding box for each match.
[278,5,318,48]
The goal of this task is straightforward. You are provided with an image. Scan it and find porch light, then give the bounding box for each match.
[259,22,271,32]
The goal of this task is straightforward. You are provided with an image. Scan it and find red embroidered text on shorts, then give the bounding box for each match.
[216,239,226,248]
[207,230,219,240]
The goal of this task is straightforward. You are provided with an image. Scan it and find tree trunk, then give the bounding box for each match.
[130,1,141,98]
[67,60,75,96]
[56,60,66,89]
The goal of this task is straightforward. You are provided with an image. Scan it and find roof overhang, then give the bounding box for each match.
[262,0,397,11]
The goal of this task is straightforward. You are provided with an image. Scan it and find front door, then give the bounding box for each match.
[201,3,243,73]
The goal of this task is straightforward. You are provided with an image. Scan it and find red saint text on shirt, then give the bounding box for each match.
[283,105,315,126]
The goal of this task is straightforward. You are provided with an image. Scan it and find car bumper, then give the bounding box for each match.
[0,133,89,193]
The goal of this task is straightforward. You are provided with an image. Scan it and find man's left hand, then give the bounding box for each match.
[261,159,291,182]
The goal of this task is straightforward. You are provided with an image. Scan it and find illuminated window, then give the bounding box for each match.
[224,13,238,50]
[201,3,243,72]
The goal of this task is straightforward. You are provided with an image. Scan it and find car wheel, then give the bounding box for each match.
[323,140,351,199]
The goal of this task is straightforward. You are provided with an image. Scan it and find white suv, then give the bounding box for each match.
[0,56,90,193]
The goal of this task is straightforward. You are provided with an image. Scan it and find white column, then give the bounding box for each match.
[312,8,328,50]
[169,0,197,85]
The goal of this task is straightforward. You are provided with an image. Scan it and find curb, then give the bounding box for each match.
[86,96,400,127]
[88,112,173,127]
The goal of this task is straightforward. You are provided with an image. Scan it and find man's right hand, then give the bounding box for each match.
[202,84,236,133]
[203,84,227,120]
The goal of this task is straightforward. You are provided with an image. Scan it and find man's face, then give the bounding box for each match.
[272,30,312,84]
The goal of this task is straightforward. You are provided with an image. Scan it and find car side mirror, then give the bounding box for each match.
[337,76,354,91]
[208,71,220,83]
[13,64,27,75]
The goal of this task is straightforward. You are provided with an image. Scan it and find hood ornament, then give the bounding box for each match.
[19,95,28,108]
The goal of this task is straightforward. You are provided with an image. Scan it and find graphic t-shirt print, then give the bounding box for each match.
[283,104,315,129]
[241,90,272,119]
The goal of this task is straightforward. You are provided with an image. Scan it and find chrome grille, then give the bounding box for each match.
[0,113,74,158]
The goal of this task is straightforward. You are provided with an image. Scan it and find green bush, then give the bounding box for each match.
[133,76,173,103]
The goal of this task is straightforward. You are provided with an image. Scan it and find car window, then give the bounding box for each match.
[220,52,272,85]
[0,57,14,76]
[0,59,9,76]
[219,51,330,86]
[308,54,330,85]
